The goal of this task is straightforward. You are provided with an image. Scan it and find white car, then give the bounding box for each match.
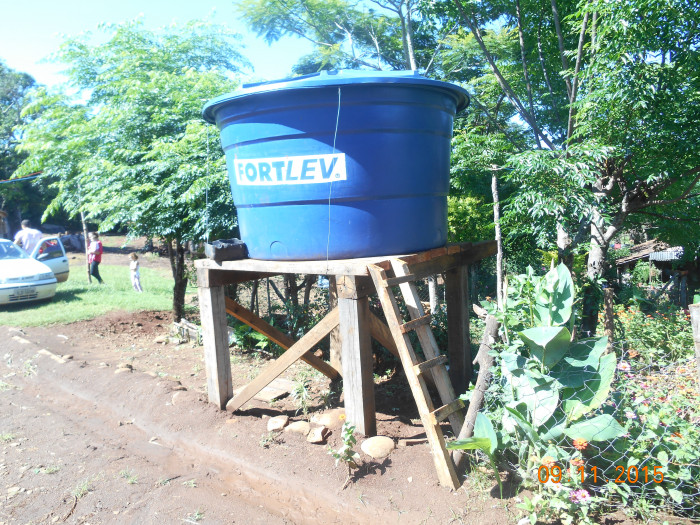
[0,237,70,305]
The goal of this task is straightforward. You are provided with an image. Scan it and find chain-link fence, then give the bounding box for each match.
[479,340,700,521]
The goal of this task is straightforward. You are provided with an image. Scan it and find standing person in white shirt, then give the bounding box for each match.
[13,220,42,254]
[129,253,143,292]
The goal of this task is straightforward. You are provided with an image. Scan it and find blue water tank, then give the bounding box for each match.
[203,70,469,261]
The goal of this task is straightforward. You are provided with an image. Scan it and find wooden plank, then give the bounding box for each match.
[430,398,466,425]
[194,240,494,278]
[224,297,339,380]
[226,308,339,413]
[339,276,376,436]
[368,312,399,358]
[328,276,342,373]
[446,264,472,395]
[414,355,448,376]
[197,268,278,287]
[336,275,374,299]
[690,304,700,385]
[199,285,232,409]
[390,260,465,437]
[368,264,460,489]
[399,314,431,334]
[196,256,387,277]
[384,274,417,287]
[407,241,497,281]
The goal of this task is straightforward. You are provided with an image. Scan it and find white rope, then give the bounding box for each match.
[325,87,342,273]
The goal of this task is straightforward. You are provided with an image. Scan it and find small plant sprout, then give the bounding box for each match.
[72,478,92,499]
[182,479,197,488]
[184,508,204,523]
[327,422,361,490]
[0,433,15,443]
[119,468,138,484]
[291,376,313,416]
[258,431,283,448]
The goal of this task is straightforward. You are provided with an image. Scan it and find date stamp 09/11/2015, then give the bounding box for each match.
[537,464,665,485]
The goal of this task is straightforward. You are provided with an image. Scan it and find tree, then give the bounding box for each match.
[15,20,249,320]
[237,0,454,73]
[0,61,45,232]
[442,0,700,334]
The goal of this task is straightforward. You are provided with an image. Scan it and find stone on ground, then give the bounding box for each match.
[267,415,289,432]
[311,408,345,429]
[306,426,330,444]
[361,436,395,459]
[284,420,311,436]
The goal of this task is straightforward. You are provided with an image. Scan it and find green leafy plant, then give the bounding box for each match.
[446,412,502,497]
[327,422,360,490]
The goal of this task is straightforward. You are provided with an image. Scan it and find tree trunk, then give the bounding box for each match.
[556,222,574,271]
[603,287,615,352]
[303,275,316,308]
[168,239,188,322]
[492,172,504,309]
[453,314,500,471]
[80,211,91,283]
[428,276,438,313]
[581,211,611,336]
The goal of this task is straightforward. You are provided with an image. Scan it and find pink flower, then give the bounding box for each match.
[569,489,591,504]
[617,362,631,372]
[625,411,637,420]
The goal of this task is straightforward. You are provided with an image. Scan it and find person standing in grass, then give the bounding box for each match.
[87,232,104,284]
[13,220,42,254]
[129,253,143,292]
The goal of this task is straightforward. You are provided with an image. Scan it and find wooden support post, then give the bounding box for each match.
[338,275,376,436]
[198,284,232,409]
[690,304,700,386]
[446,264,472,395]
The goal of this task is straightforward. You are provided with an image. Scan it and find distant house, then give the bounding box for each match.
[614,239,697,307]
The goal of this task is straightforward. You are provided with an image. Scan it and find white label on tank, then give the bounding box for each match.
[234,153,347,186]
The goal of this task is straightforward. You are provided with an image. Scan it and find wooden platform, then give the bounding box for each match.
[195,240,496,441]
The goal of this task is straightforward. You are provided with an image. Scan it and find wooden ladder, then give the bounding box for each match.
[368,259,465,490]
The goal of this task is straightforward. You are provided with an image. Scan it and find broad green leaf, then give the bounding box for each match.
[505,405,539,444]
[549,337,607,388]
[533,264,574,326]
[473,412,498,455]
[446,437,491,451]
[519,326,571,368]
[561,353,616,421]
[563,414,626,442]
[668,489,684,504]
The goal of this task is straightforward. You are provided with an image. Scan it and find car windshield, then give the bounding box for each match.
[0,241,29,260]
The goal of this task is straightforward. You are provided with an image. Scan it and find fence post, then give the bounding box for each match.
[690,304,700,386]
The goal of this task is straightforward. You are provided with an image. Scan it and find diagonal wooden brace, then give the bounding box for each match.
[226,307,340,413]
[224,297,339,380]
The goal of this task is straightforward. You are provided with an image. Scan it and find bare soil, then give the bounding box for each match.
[1,309,519,525]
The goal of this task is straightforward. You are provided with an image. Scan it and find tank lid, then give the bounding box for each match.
[203,70,469,123]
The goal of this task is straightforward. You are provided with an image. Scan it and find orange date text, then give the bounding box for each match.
[537,465,664,484]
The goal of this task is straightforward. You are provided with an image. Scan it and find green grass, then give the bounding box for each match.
[0,262,183,326]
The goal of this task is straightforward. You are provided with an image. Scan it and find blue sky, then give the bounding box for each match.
[0,0,312,87]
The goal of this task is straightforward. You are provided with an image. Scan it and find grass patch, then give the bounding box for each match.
[0,261,185,326]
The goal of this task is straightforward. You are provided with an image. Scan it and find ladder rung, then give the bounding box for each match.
[430,398,465,424]
[414,355,448,376]
[399,314,431,334]
[384,274,417,287]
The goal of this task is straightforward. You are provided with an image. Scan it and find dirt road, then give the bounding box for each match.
[0,313,515,525]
